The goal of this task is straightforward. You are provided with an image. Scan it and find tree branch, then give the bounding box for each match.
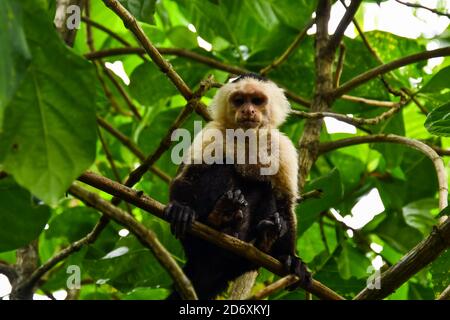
[249,275,298,300]
[297,0,334,191]
[54,0,83,46]
[96,116,171,184]
[69,184,198,300]
[326,0,362,55]
[291,103,402,127]
[355,216,450,300]
[333,47,450,97]
[0,262,18,283]
[77,171,344,300]
[319,134,448,210]
[395,0,450,19]
[333,44,346,87]
[17,217,109,293]
[437,285,450,300]
[260,18,315,76]
[81,16,133,47]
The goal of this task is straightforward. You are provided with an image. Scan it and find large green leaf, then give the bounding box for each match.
[420,65,450,94]
[0,177,51,252]
[297,169,343,236]
[0,0,98,204]
[118,0,157,24]
[430,249,450,298]
[0,0,31,115]
[337,242,371,280]
[425,102,450,137]
[402,198,437,235]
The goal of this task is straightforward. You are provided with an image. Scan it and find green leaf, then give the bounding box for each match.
[420,65,450,94]
[425,102,450,137]
[402,198,437,235]
[0,0,98,204]
[167,26,198,49]
[0,177,50,252]
[0,0,31,114]
[118,0,156,24]
[129,62,178,105]
[430,249,450,297]
[297,168,343,236]
[121,287,169,300]
[337,242,371,280]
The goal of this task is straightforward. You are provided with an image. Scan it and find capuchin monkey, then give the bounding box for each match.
[165,74,311,300]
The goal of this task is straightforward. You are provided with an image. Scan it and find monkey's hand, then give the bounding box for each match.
[164,201,196,239]
[279,255,312,290]
[208,189,248,228]
[256,212,287,239]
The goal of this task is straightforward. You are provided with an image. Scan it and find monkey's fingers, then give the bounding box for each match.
[165,202,196,239]
[280,255,312,290]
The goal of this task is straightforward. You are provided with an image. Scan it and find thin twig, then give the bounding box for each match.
[333,47,450,97]
[16,216,109,293]
[298,189,323,203]
[81,16,133,47]
[437,285,450,300]
[69,184,198,300]
[394,0,450,19]
[77,171,345,300]
[260,18,315,76]
[326,0,363,54]
[319,134,448,210]
[333,44,346,87]
[291,103,402,126]
[96,116,171,184]
[101,66,142,120]
[249,275,298,300]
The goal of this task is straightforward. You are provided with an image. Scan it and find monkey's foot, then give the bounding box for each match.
[256,212,287,239]
[209,189,248,227]
[280,255,312,290]
[164,202,196,239]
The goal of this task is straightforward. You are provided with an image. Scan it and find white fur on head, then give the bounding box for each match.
[209,77,291,128]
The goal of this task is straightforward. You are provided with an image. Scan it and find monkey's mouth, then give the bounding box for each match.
[238,119,260,128]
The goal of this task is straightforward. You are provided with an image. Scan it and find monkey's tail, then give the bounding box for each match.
[228,270,258,299]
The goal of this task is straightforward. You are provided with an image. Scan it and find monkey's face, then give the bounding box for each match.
[229,85,268,129]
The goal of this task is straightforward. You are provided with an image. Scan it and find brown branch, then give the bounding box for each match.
[339,95,399,108]
[69,184,198,300]
[96,116,171,184]
[333,47,450,98]
[319,134,448,210]
[260,18,315,76]
[355,216,450,300]
[291,103,402,126]
[297,0,335,191]
[0,262,18,283]
[111,76,215,205]
[101,1,194,103]
[81,16,133,47]
[333,44,346,87]
[17,217,109,293]
[437,285,450,300]
[85,47,397,109]
[298,189,323,203]
[326,0,362,54]
[249,275,299,300]
[395,0,450,19]
[77,171,344,300]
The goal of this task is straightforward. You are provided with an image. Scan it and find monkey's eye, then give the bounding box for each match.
[232,96,245,107]
[251,97,265,106]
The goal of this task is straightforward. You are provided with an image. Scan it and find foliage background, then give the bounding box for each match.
[0,0,449,300]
